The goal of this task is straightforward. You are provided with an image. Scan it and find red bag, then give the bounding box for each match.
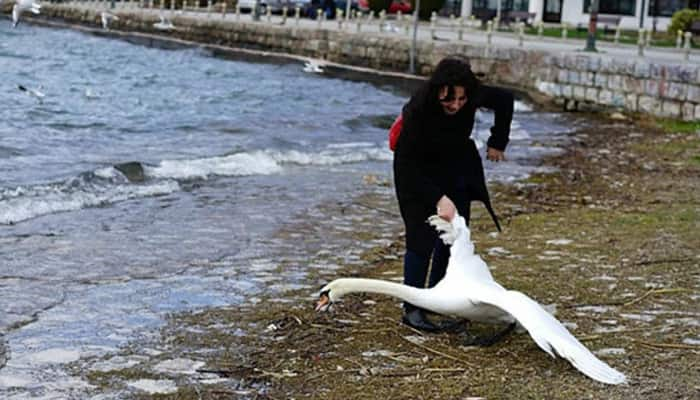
[388,113,403,151]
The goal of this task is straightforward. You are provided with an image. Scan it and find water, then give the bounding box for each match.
[0,23,573,398]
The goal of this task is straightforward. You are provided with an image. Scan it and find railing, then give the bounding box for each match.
[43,0,697,62]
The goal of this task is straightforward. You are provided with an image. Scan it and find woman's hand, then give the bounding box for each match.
[436,195,456,221]
[487,147,505,162]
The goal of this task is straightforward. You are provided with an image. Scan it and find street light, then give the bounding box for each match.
[409,0,421,74]
[584,0,599,52]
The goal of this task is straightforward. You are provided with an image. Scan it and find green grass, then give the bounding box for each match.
[519,26,687,48]
[655,118,700,134]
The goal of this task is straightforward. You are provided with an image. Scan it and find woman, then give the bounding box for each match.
[393,56,514,331]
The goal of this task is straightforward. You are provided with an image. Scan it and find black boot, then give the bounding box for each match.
[402,308,440,332]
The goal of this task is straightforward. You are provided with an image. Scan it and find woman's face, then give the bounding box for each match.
[438,85,467,115]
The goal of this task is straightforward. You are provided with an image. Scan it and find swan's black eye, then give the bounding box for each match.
[318,289,330,298]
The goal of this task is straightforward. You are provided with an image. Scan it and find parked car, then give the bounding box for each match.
[236,0,301,14]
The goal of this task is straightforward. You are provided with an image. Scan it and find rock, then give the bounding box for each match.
[114,161,145,182]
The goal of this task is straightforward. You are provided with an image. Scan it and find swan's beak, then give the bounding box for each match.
[315,293,330,312]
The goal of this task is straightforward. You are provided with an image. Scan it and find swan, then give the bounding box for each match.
[302,59,324,74]
[153,15,175,31]
[101,11,119,30]
[316,213,627,385]
[12,0,41,28]
[18,84,45,102]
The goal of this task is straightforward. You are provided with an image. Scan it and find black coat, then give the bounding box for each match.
[393,84,513,241]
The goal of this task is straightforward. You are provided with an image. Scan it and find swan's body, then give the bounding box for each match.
[302,59,324,73]
[18,84,45,102]
[317,214,627,385]
[153,15,174,30]
[101,11,119,30]
[12,0,41,28]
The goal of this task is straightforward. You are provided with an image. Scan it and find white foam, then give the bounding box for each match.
[127,379,178,394]
[0,181,179,225]
[27,348,81,364]
[153,358,205,375]
[514,100,533,112]
[147,151,282,180]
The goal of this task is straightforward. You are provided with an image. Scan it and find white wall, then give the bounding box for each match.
[561,0,671,31]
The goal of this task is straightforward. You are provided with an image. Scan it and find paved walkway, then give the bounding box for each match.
[61,2,700,65]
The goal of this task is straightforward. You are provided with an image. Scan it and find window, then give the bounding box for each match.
[648,0,700,17]
[473,0,529,11]
[583,0,635,15]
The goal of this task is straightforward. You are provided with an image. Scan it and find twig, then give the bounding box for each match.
[622,288,692,307]
[308,322,395,333]
[630,339,700,351]
[354,201,400,217]
[397,334,476,367]
[634,257,693,266]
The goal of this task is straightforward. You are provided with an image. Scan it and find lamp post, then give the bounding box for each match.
[409,0,421,74]
[584,0,599,52]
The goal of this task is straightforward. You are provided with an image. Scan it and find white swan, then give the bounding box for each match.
[100,11,119,30]
[12,0,41,28]
[153,15,175,31]
[316,213,627,385]
[302,59,324,74]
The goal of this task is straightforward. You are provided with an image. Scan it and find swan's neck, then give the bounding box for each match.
[334,278,431,309]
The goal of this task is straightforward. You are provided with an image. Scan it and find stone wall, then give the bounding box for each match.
[30,4,700,120]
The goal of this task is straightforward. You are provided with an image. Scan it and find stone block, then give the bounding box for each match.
[585,87,599,102]
[665,82,687,101]
[645,79,661,96]
[587,56,601,71]
[663,64,695,83]
[648,63,665,80]
[681,102,695,121]
[661,100,681,118]
[575,55,589,71]
[686,85,700,102]
[569,70,581,84]
[573,85,586,100]
[595,73,608,88]
[608,74,624,91]
[695,104,700,119]
[638,95,661,115]
[634,62,651,78]
[581,72,595,86]
[599,89,613,105]
[561,84,573,98]
[623,77,643,93]
[625,93,638,112]
[558,69,569,83]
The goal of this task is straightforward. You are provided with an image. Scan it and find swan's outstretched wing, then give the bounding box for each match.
[469,282,626,385]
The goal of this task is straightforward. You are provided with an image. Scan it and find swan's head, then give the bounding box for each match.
[315,279,352,312]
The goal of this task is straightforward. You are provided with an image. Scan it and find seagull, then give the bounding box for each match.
[101,11,119,30]
[18,84,45,102]
[153,15,175,31]
[316,213,627,385]
[12,0,41,28]
[302,59,325,74]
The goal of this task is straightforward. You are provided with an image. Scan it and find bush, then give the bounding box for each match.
[667,8,700,35]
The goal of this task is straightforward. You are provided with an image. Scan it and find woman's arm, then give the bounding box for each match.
[478,85,514,153]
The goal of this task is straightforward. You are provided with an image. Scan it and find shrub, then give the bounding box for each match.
[667,8,700,35]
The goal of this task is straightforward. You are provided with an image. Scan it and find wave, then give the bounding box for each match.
[0,145,390,224]
[0,175,179,225]
[146,146,391,180]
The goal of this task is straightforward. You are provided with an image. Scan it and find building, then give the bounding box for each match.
[460,0,700,31]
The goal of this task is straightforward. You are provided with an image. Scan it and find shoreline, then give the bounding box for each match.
[76,111,699,398]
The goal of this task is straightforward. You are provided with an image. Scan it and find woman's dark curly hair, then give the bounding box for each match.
[403,55,481,119]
